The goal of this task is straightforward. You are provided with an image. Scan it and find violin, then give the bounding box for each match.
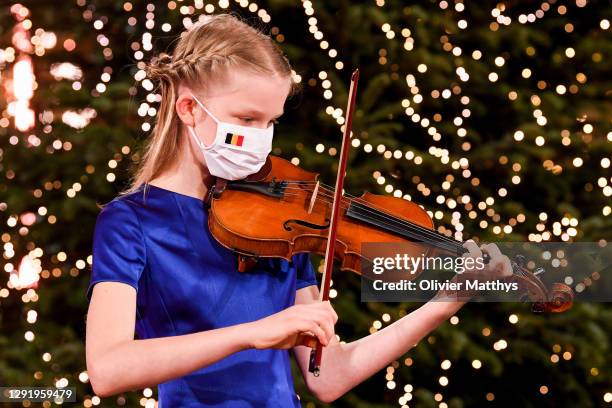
[202,69,574,376]
[206,154,573,305]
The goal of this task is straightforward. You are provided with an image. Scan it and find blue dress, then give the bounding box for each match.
[86,183,318,407]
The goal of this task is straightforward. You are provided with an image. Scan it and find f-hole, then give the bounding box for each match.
[283,218,330,231]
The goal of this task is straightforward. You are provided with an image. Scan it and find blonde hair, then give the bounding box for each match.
[120,13,299,197]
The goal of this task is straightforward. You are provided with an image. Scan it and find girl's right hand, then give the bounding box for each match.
[245,300,338,350]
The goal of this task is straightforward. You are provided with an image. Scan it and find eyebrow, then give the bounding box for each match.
[234,108,284,119]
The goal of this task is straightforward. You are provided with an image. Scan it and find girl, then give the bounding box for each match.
[85,13,512,407]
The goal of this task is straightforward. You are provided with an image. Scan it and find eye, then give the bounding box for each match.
[239,117,254,123]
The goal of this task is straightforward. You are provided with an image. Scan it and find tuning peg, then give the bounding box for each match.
[534,267,545,276]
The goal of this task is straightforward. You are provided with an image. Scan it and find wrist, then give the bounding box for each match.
[232,321,257,350]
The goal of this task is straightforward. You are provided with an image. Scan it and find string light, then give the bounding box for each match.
[0,1,608,406]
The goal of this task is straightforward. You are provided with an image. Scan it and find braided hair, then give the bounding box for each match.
[121,13,299,196]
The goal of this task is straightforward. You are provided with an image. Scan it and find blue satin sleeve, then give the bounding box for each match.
[86,199,147,301]
[294,252,318,290]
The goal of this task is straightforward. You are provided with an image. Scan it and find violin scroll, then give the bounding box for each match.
[510,255,574,313]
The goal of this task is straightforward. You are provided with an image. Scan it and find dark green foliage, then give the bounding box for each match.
[0,1,609,407]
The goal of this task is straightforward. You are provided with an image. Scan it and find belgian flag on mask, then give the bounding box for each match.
[225,133,244,147]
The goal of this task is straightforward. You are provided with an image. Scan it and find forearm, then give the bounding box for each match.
[310,299,466,401]
[90,322,252,396]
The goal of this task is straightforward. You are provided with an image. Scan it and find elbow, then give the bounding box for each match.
[317,393,340,404]
[87,359,117,398]
[308,382,343,404]
[314,390,342,404]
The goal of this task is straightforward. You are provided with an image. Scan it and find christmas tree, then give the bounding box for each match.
[0,0,610,407]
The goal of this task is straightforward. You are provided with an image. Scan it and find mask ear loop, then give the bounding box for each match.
[192,93,221,124]
[188,93,220,150]
[187,126,208,150]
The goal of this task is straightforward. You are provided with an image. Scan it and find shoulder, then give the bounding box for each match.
[94,187,151,232]
[97,185,150,218]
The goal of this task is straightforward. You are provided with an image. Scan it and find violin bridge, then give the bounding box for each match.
[307,180,320,214]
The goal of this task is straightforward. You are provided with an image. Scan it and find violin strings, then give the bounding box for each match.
[279,184,463,248]
[280,191,460,252]
[278,188,464,252]
[280,182,464,248]
[267,186,526,278]
[285,183,535,279]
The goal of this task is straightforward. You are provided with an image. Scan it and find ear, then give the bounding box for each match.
[175,91,197,127]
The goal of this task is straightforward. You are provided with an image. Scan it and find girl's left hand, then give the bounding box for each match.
[435,240,513,301]
[462,240,513,282]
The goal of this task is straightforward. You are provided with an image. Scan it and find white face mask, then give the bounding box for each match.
[187,93,274,181]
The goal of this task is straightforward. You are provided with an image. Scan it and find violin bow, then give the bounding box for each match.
[308,68,360,376]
